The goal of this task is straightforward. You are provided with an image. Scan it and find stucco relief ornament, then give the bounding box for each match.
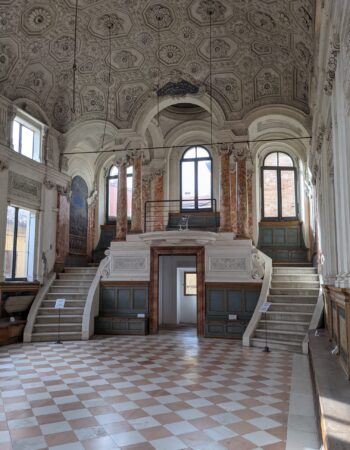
[101,250,111,279]
[145,4,173,30]
[324,35,340,95]
[0,159,8,171]
[43,177,56,190]
[196,0,227,22]
[25,7,52,33]
[251,248,265,280]
[158,44,184,66]
[316,124,326,153]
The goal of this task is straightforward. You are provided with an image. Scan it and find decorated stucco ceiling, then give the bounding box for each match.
[0,0,314,132]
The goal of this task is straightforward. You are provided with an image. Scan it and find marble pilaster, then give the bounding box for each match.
[230,162,238,234]
[116,157,128,241]
[130,151,143,234]
[246,167,254,239]
[218,146,232,232]
[0,162,9,281]
[142,174,152,232]
[151,169,165,232]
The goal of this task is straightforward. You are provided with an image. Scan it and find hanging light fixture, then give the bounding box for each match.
[71,0,79,114]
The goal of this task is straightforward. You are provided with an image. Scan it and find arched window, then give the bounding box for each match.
[180,146,212,211]
[261,151,297,220]
[106,165,133,223]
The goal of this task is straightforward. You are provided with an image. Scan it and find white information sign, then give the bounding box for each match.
[137,313,145,318]
[259,302,271,313]
[228,314,237,320]
[55,299,66,309]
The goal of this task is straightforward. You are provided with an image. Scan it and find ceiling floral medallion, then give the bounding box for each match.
[158,44,184,66]
[249,11,278,33]
[144,4,174,30]
[255,68,281,98]
[50,35,76,61]
[0,38,18,82]
[189,0,233,25]
[82,88,105,112]
[89,11,132,38]
[0,10,16,34]
[22,6,54,35]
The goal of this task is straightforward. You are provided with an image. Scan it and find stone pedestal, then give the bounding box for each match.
[130,153,143,234]
[219,147,233,232]
[116,158,128,241]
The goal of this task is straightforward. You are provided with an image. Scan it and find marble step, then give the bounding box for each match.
[272,274,319,282]
[271,281,320,289]
[49,286,89,294]
[38,307,84,315]
[250,337,301,353]
[46,292,87,298]
[265,311,313,322]
[36,315,83,324]
[64,267,97,273]
[267,295,318,304]
[41,300,86,308]
[268,302,315,313]
[33,323,82,333]
[259,320,309,332]
[31,332,82,342]
[255,329,305,342]
[53,280,93,287]
[57,273,95,281]
[270,288,320,296]
[273,267,316,274]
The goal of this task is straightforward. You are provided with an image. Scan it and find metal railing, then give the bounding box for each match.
[143,198,218,233]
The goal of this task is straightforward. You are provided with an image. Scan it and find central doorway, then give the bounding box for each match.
[150,247,205,336]
[158,255,197,329]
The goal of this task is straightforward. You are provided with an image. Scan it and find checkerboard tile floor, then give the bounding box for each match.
[0,329,293,449]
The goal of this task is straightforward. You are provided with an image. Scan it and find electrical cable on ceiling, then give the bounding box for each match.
[208,3,214,151]
[101,17,113,149]
[156,13,161,128]
[71,0,79,114]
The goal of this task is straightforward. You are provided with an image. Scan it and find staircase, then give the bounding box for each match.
[251,265,320,352]
[31,267,97,342]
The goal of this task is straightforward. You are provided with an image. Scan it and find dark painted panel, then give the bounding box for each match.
[133,289,147,310]
[245,290,260,313]
[117,289,131,310]
[207,289,226,314]
[274,228,285,244]
[261,228,273,245]
[227,290,242,312]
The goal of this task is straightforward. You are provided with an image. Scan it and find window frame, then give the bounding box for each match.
[105,165,133,224]
[261,151,298,221]
[184,271,197,296]
[180,145,213,212]
[5,205,36,281]
[12,112,42,162]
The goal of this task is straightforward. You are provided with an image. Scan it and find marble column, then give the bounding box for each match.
[219,146,233,232]
[130,151,143,234]
[142,174,152,232]
[55,186,71,272]
[116,157,128,241]
[246,167,254,239]
[87,191,97,261]
[230,162,238,234]
[152,169,165,232]
[237,157,248,237]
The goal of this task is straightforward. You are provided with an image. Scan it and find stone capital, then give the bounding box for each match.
[0,159,9,171]
[150,168,165,178]
[127,149,145,162]
[218,143,232,156]
[232,142,249,161]
[43,177,56,190]
[115,156,130,168]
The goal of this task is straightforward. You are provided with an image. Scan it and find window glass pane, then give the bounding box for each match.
[21,125,34,158]
[185,273,197,296]
[108,178,118,220]
[110,166,118,176]
[281,170,296,217]
[196,147,210,158]
[15,209,31,278]
[4,206,15,279]
[264,153,278,166]
[13,121,20,152]
[197,160,212,209]
[127,166,133,174]
[182,161,195,209]
[278,153,293,167]
[183,148,196,159]
[263,169,278,217]
[127,173,133,218]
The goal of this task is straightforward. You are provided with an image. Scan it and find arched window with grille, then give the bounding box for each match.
[261,151,297,220]
[106,165,133,223]
[180,146,212,211]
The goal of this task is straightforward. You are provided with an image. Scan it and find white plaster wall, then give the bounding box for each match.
[177,267,197,324]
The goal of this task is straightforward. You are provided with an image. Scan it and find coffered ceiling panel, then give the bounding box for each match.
[0,0,314,131]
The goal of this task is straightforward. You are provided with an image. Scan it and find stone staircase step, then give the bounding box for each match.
[250,337,301,353]
[35,315,82,324]
[260,320,309,332]
[38,307,84,315]
[64,267,97,273]
[273,262,313,267]
[273,267,316,274]
[267,295,318,304]
[48,286,89,293]
[57,274,95,280]
[41,300,86,308]
[33,323,82,333]
[265,311,313,322]
[270,288,319,296]
[271,281,320,289]
[53,280,93,287]
[255,329,305,342]
[269,302,315,313]
[46,292,87,298]
[272,274,319,282]
[31,332,82,342]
